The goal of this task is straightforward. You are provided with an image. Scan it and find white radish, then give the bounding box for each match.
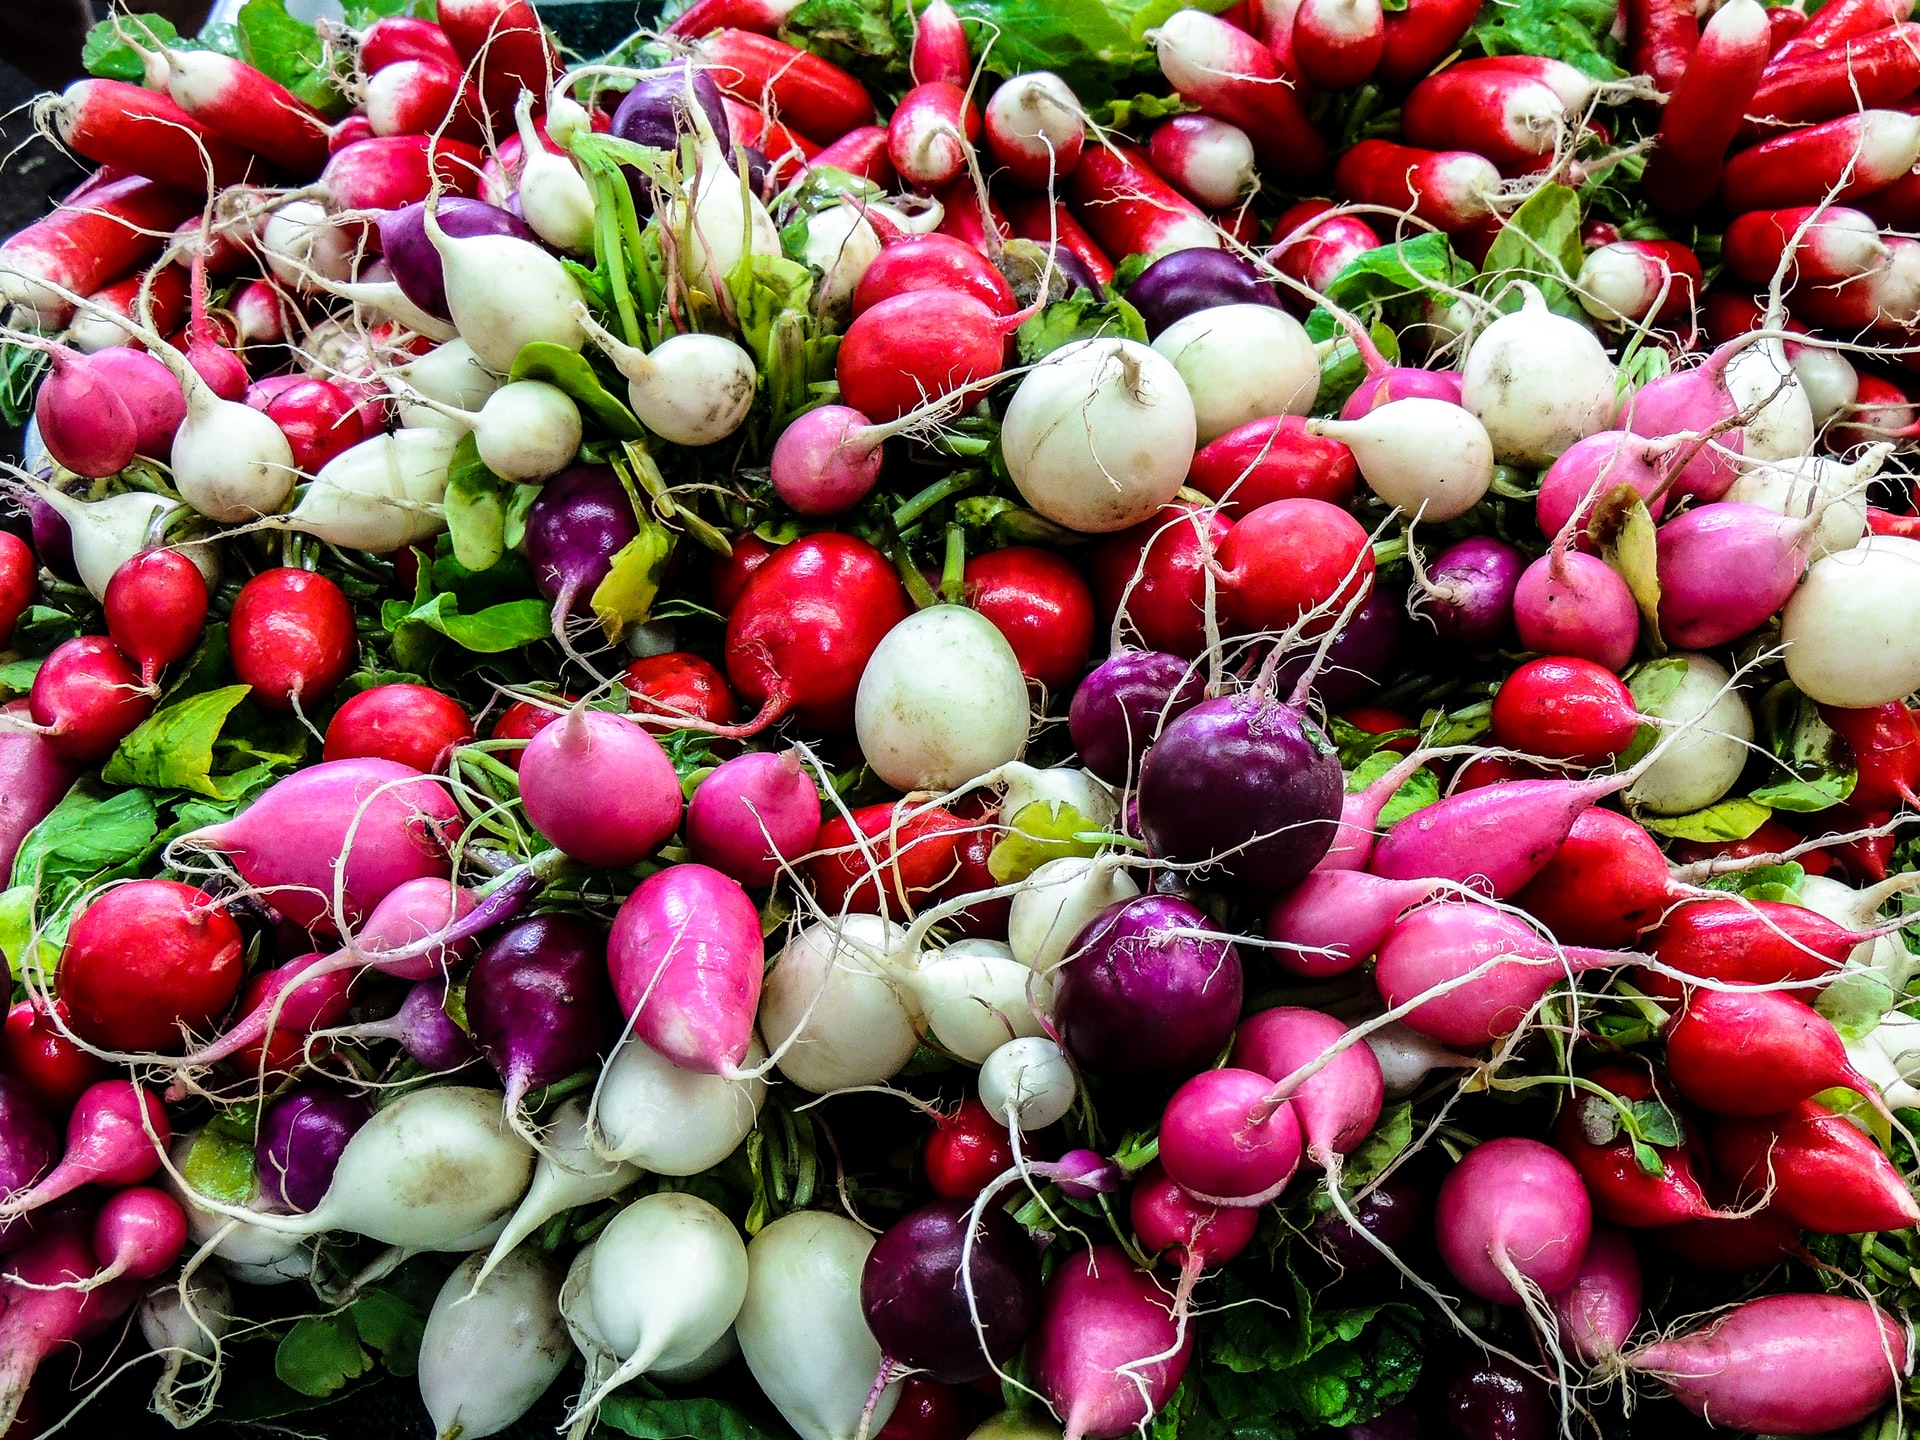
[657,76,780,285]
[1000,337,1196,534]
[855,606,1031,791]
[473,1096,640,1289]
[1007,855,1140,971]
[912,938,1055,1063]
[432,379,583,482]
[425,204,587,373]
[1308,397,1494,521]
[396,339,506,430]
[760,915,925,1093]
[419,1249,570,1440]
[261,427,459,552]
[575,307,757,447]
[140,1268,232,1428]
[998,762,1118,833]
[259,200,357,290]
[736,1211,899,1440]
[591,1035,768,1175]
[515,93,595,255]
[1725,444,1887,559]
[1797,873,1920,994]
[1793,343,1858,425]
[1461,282,1616,465]
[978,1035,1077,1129]
[20,485,220,599]
[1149,303,1318,443]
[1726,336,1816,462]
[800,203,884,323]
[1624,653,1754,816]
[1782,535,1920,706]
[308,273,461,342]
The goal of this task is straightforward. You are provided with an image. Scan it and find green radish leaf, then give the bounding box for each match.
[1753,679,1857,814]
[600,1395,786,1440]
[942,0,1234,101]
[1346,750,1440,826]
[0,886,54,983]
[987,800,1103,884]
[236,0,352,119]
[1479,183,1587,318]
[82,11,241,81]
[274,1312,371,1398]
[1641,797,1775,842]
[347,1287,428,1378]
[0,658,41,701]
[1700,862,1805,901]
[8,783,161,897]
[1465,0,1625,81]
[590,520,679,643]
[510,343,645,439]
[1088,91,1198,128]
[101,685,253,799]
[380,591,554,671]
[1818,969,1897,1043]
[1341,1102,1414,1191]
[0,342,48,429]
[443,434,513,575]
[1016,288,1150,362]
[1590,487,1664,653]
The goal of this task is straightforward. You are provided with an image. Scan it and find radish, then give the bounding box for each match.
[379,197,541,324]
[856,606,1031,791]
[1711,1099,1920,1234]
[85,1186,187,1288]
[139,1267,232,1427]
[608,863,763,1073]
[68,264,191,353]
[1552,1062,1711,1228]
[760,915,923,1092]
[1367,1020,1475,1099]
[1652,896,1887,988]
[575,309,757,447]
[1292,0,1384,89]
[1268,201,1380,302]
[889,81,980,190]
[323,683,473,774]
[468,914,618,1130]
[1027,1245,1192,1440]
[432,379,583,483]
[737,1211,898,1440]
[1627,1294,1906,1432]
[1641,0,1770,213]
[1667,985,1882,1118]
[513,96,594,254]
[984,71,1085,188]
[10,486,215,604]
[836,287,1020,424]
[1230,1006,1383,1163]
[686,749,823,888]
[1055,894,1241,1076]
[1067,651,1204,785]
[261,428,460,553]
[853,233,1017,320]
[1622,652,1751,815]
[964,548,1097,694]
[40,78,255,192]
[1131,1161,1259,1312]
[26,634,153,765]
[809,800,970,917]
[1719,110,1920,211]
[365,57,482,142]
[520,709,682,869]
[422,202,586,374]
[978,1036,1078,1131]
[1461,284,1617,466]
[247,377,365,475]
[419,1248,570,1440]
[910,0,970,83]
[474,1096,638,1289]
[227,568,355,713]
[1263,871,1445,978]
[1150,304,1317,445]
[0,1210,142,1430]
[0,1079,51,1235]
[522,463,640,651]
[1750,21,1920,129]
[0,173,196,328]
[395,339,506,429]
[1551,1228,1640,1365]
[1127,249,1281,337]
[0,713,80,886]
[24,341,138,478]
[1154,9,1327,178]
[1089,503,1231,659]
[1783,536,1920,706]
[1064,143,1219,261]
[1534,429,1671,538]
[693,30,876,144]
[1419,535,1524,644]
[1512,547,1640,672]
[156,48,332,176]
[1308,397,1494,521]
[104,549,207,692]
[1148,115,1256,210]
[256,1087,370,1212]
[1436,1137,1592,1306]
[860,1199,1040,1382]
[912,938,1053,1063]
[1403,67,1567,172]
[1332,140,1501,234]
[1724,206,1888,286]
[1157,1068,1302,1205]
[58,878,244,1054]
[0,1081,167,1217]
[1654,498,1836,649]
[1576,240,1703,327]
[591,1032,768,1175]
[1007,856,1141,971]
[1377,0,1482,84]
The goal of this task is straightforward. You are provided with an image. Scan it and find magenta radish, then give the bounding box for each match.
[26,341,140,478]
[27,634,153,764]
[607,863,763,1074]
[519,709,683,869]
[1229,1006,1383,1162]
[1265,871,1444,977]
[1332,140,1501,234]
[84,347,186,460]
[984,71,1084,187]
[1157,1068,1303,1206]
[1512,548,1640,672]
[1618,343,1747,501]
[1550,1227,1640,1364]
[0,1079,53,1234]
[103,549,207,691]
[1534,429,1670,540]
[1435,1136,1592,1305]
[468,914,619,1126]
[767,405,886,515]
[1291,0,1384,88]
[1147,115,1255,210]
[1309,397,1494,521]
[163,953,354,1079]
[686,749,823,887]
[1419,535,1525,645]
[0,716,79,909]
[0,1081,168,1219]
[0,1210,143,1429]
[86,1187,187,1288]
[1653,500,1822,649]
[1130,1162,1260,1308]
[1027,1244,1193,1440]
[860,1200,1041,1382]
[1154,9,1327,179]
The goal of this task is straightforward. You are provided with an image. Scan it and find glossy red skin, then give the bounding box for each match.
[1215,498,1375,638]
[836,289,1009,423]
[724,533,911,731]
[1667,986,1867,1118]
[1268,201,1381,299]
[933,800,1010,940]
[711,533,778,614]
[1711,1101,1920,1234]
[1552,1063,1712,1228]
[0,533,33,647]
[228,568,357,713]
[809,802,971,917]
[1089,503,1232,659]
[1669,817,1832,877]
[1827,808,1894,883]
[224,963,355,1078]
[1656,1204,1801,1271]
[323,684,474,772]
[1489,657,1641,767]
[361,16,462,72]
[247,378,365,475]
[1650,898,1861,994]
[1514,808,1673,947]
[873,1380,971,1440]
[964,547,1096,695]
[1452,754,1546,791]
[623,652,740,734]
[488,697,571,770]
[28,636,154,764]
[852,235,1016,319]
[1819,702,1920,812]
[1,1001,110,1113]
[925,1098,1016,1199]
[1185,416,1359,515]
[59,880,245,1053]
[104,549,209,689]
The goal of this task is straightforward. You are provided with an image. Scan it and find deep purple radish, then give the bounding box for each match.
[1130,1161,1259,1307]
[1550,1226,1640,1365]
[378,197,540,322]
[607,863,763,1075]
[685,748,823,887]
[1419,535,1525,646]
[1627,1294,1906,1433]
[1620,344,1744,501]
[0,1081,169,1219]
[519,709,683,869]
[1137,692,1345,892]
[1373,902,1629,1048]
[26,495,75,583]
[87,347,186,459]
[1512,548,1640,672]
[0,1078,55,1247]
[467,914,619,1121]
[1158,1068,1303,1206]
[859,1199,1041,1382]
[1264,871,1442,977]
[1441,1356,1551,1440]
[522,466,641,650]
[0,1209,142,1429]
[336,976,480,1071]
[168,759,461,933]
[1067,650,1205,785]
[769,404,888,516]
[1027,1244,1194,1440]
[1055,895,1243,1077]
[257,1086,372,1213]
[1534,430,1669,540]
[1310,1172,1423,1273]
[1228,1007,1383,1163]
[1654,500,1819,649]
[1125,249,1280,336]
[89,1186,187,1284]
[612,66,732,210]
[1435,1137,1592,1306]
[1269,583,1402,709]
[29,341,139,477]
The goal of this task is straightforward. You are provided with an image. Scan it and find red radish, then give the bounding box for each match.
[923,1100,1015,1200]
[0,1081,170,1215]
[26,342,138,479]
[27,636,152,765]
[490,697,568,768]
[333,113,376,149]
[1627,0,1699,90]
[1651,897,1881,989]
[0,1003,106,1114]
[1332,140,1500,234]
[1089,505,1230,658]
[835,288,1018,422]
[520,710,683,868]
[693,30,876,145]
[227,568,356,714]
[1435,1137,1592,1305]
[872,1382,967,1440]
[1512,808,1673,948]
[0,1211,143,1430]
[1512,547,1640,673]
[436,0,560,121]
[1247,0,1305,57]
[1642,0,1769,213]
[360,15,462,72]
[964,547,1095,694]
[724,533,912,732]
[1158,1068,1303,1205]
[0,173,197,329]
[103,549,207,692]
[712,534,778,613]
[173,955,356,1078]
[984,72,1085,188]
[366,59,484,143]
[725,98,820,180]
[1064,144,1218,261]
[1749,22,1920,129]
[1719,109,1920,211]
[1267,202,1381,302]
[1186,416,1358,515]
[1130,1161,1259,1305]
[1820,701,1920,811]
[1628,1293,1906,1433]
[932,176,1009,249]
[1027,1246,1193,1440]
[664,0,802,37]
[1711,1100,1920,1233]
[158,49,332,177]
[320,135,487,211]
[66,263,191,353]
[40,80,256,192]
[1147,115,1255,210]
[806,801,969,916]
[1444,54,1618,110]
[1551,1228,1641,1364]
[1002,195,1112,284]
[1155,8,1327,178]
[1576,239,1702,326]
[1377,0,1483,85]
[1264,871,1442,978]
[323,684,473,772]
[244,376,365,475]
[851,234,1016,318]
[1665,986,1882,1118]
[1489,657,1640,767]
[90,1187,187,1286]
[229,278,289,349]
[1832,374,1917,451]
[1291,0,1383,89]
[1770,0,1907,67]
[1657,1204,1801,1272]
[810,125,895,184]
[1403,67,1568,172]
[58,880,243,1054]
[1788,234,1920,331]
[910,0,971,84]
[1552,1062,1713,1228]
[622,653,738,735]
[1230,1007,1383,1163]
[686,749,822,888]
[1213,497,1374,639]
[888,81,979,189]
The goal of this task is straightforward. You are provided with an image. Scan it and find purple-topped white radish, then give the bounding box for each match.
[423,201,587,373]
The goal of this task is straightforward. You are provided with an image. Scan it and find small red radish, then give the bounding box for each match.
[1724,206,1888,287]
[103,550,208,692]
[90,1187,188,1286]
[245,376,366,475]
[1131,1161,1259,1311]
[1333,140,1500,235]
[888,81,980,190]
[39,79,257,193]
[910,0,970,84]
[923,1099,1015,1200]
[1158,1069,1303,1206]
[836,287,1019,422]
[1551,1227,1641,1365]
[1512,547,1640,673]
[320,135,487,211]
[1712,1099,1920,1234]
[1403,66,1568,172]
[1213,497,1374,639]
[851,233,1016,318]
[1512,808,1674,948]
[964,546,1095,694]
[1377,0,1482,85]
[1154,8,1327,179]
[1089,502,1231,658]
[1267,201,1382,303]
[1489,657,1640,767]
[323,684,474,772]
[807,801,969,916]
[1651,896,1881,990]
[361,15,462,71]
[520,709,683,869]
[0,1081,171,1217]
[0,173,196,329]
[1720,109,1920,211]
[623,653,739,735]
[1147,115,1255,210]
[1026,1245,1193,1440]
[27,635,153,764]
[810,125,895,184]
[437,0,559,122]
[58,880,244,1054]
[1641,0,1769,213]
[1186,416,1359,515]
[1666,986,1883,1118]
[693,28,876,145]
[228,568,356,714]
[1769,0,1904,67]
[1065,143,1218,260]
[984,71,1084,188]
[1576,239,1702,326]
[69,262,191,352]
[1291,0,1383,89]
[1553,1064,1713,1228]
[1436,1136,1592,1305]
[1,1002,107,1114]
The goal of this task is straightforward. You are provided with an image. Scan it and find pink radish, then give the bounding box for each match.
[1154,8,1328,179]
[104,550,208,692]
[1157,1069,1303,1206]
[1027,1245,1194,1440]
[1291,0,1384,89]
[1534,429,1670,540]
[768,404,889,516]
[84,347,186,459]
[0,1210,143,1429]
[607,863,764,1075]
[520,709,683,869]
[1229,1007,1383,1162]
[1653,500,1823,649]
[0,704,80,883]
[25,341,140,478]
[89,1187,188,1286]
[0,1082,169,1219]
[1512,547,1640,672]
[910,0,970,83]
[1265,872,1446,978]
[1333,140,1500,234]
[984,71,1084,188]
[1435,1136,1592,1305]
[1550,1227,1640,1364]
[685,749,823,887]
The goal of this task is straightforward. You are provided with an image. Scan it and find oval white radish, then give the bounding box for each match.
[800,202,885,322]
[419,1249,570,1440]
[577,309,758,448]
[425,206,588,373]
[1309,397,1494,521]
[912,938,1055,1063]
[262,427,459,552]
[1623,653,1754,816]
[855,605,1031,791]
[1461,283,1616,465]
[1782,536,1920,706]
[396,339,506,430]
[591,1035,768,1176]
[1150,303,1318,443]
[1007,855,1140,971]
[760,915,924,1093]
[979,1035,1077,1129]
[474,1096,640,1289]
[514,94,595,255]
[466,380,583,482]
[260,200,358,291]
[1726,337,1815,462]
[26,486,219,600]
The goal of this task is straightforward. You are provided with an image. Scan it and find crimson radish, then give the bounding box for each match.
[1641,0,1770,213]
[438,0,560,121]
[1667,986,1882,1118]
[852,234,1016,319]
[1377,0,1482,85]
[693,29,876,144]
[1147,115,1255,210]
[888,81,980,190]
[1064,144,1219,260]
[1552,1063,1712,1228]
[1333,140,1501,234]
[1712,1099,1920,1233]
[984,71,1084,187]
[40,79,256,192]
[1088,503,1229,658]
[1027,1245,1192,1440]
[227,568,355,713]
[860,1200,1040,1383]
[1489,657,1639,767]
[1154,8,1327,178]
[0,1003,106,1115]
[103,549,207,692]
[0,1081,169,1216]
[27,634,153,764]
[1291,0,1383,89]
[1721,109,1920,210]
[0,1211,143,1429]
[1512,808,1674,948]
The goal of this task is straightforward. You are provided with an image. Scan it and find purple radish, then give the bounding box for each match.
[859,1199,1041,1383]
[1512,547,1640,672]
[29,341,139,478]
[257,1086,373,1213]
[90,1186,187,1284]
[522,466,641,650]
[332,976,480,1071]
[612,66,733,212]
[378,198,541,323]
[1228,1007,1383,1163]
[1270,583,1402,709]
[1435,1136,1592,1305]
[26,496,75,583]
[0,1081,168,1219]
[607,863,764,1076]
[1310,1172,1423,1272]
[167,758,461,933]
[467,914,619,1122]
[0,1209,143,1429]
[1620,342,1744,501]
[1157,1068,1303,1206]
[1441,1356,1551,1440]
[1027,1244,1194,1440]
[684,748,823,888]
[1420,535,1525,646]
[1654,500,1821,649]
[1125,249,1280,336]
[1534,429,1669,540]
[1067,650,1205,785]
[1055,894,1243,1077]
[1551,1226,1640,1365]
[1264,871,1442,977]
[519,709,683,869]
[1137,691,1345,892]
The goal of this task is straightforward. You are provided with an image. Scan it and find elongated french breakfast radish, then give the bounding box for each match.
[1155,9,1327,178]
[1292,0,1384,90]
[0,173,196,328]
[1147,115,1255,211]
[160,49,331,177]
[1404,67,1569,172]
[1642,0,1770,214]
[1332,140,1501,234]
[985,71,1085,187]
[888,80,980,190]
[437,0,560,121]
[695,29,876,145]
[1378,0,1483,85]
[1724,205,1887,286]
[1064,143,1219,260]
[1769,0,1906,67]
[1749,22,1920,130]
[40,79,256,192]
[1720,109,1920,211]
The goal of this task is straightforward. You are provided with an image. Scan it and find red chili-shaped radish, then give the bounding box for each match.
[1627,0,1700,91]
[1711,1100,1920,1234]
[1154,9,1327,179]
[1064,143,1218,261]
[693,29,875,145]
[1552,1062,1713,1228]
[1820,701,1920,811]
[1720,109,1920,211]
[27,636,152,764]
[103,550,208,692]
[1147,115,1255,211]
[1436,1137,1592,1305]
[159,49,333,178]
[227,568,356,713]
[1002,195,1112,284]
[0,1081,171,1217]
[932,176,1009,249]
[664,0,802,37]
[1651,896,1880,991]
[984,71,1084,188]
[1290,0,1383,89]
[1403,67,1567,172]
[41,79,257,192]
[1489,656,1640,767]
[836,288,1016,423]
[911,0,971,86]
[436,0,560,121]
[1666,987,1882,1118]
[1377,0,1482,86]
[1749,22,1920,130]
[1576,239,1702,326]
[1332,140,1500,234]
[851,234,1015,318]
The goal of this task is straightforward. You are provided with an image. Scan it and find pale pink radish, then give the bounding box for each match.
[1228,1007,1383,1162]
[1264,872,1445,978]
[0,1210,144,1429]
[518,710,683,869]
[1551,1227,1640,1364]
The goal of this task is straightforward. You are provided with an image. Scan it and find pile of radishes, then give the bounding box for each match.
[7,0,1920,1434]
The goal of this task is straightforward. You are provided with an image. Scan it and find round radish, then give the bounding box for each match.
[103,549,207,691]
[855,605,1031,791]
[519,709,683,869]
[228,569,356,713]
[1461,283,1616,466]
[28,635,153,763]
[322,683,473,772]
[760,915,923,1093]
[1150,303,1318,444]
[1435,1136,1592,1305]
